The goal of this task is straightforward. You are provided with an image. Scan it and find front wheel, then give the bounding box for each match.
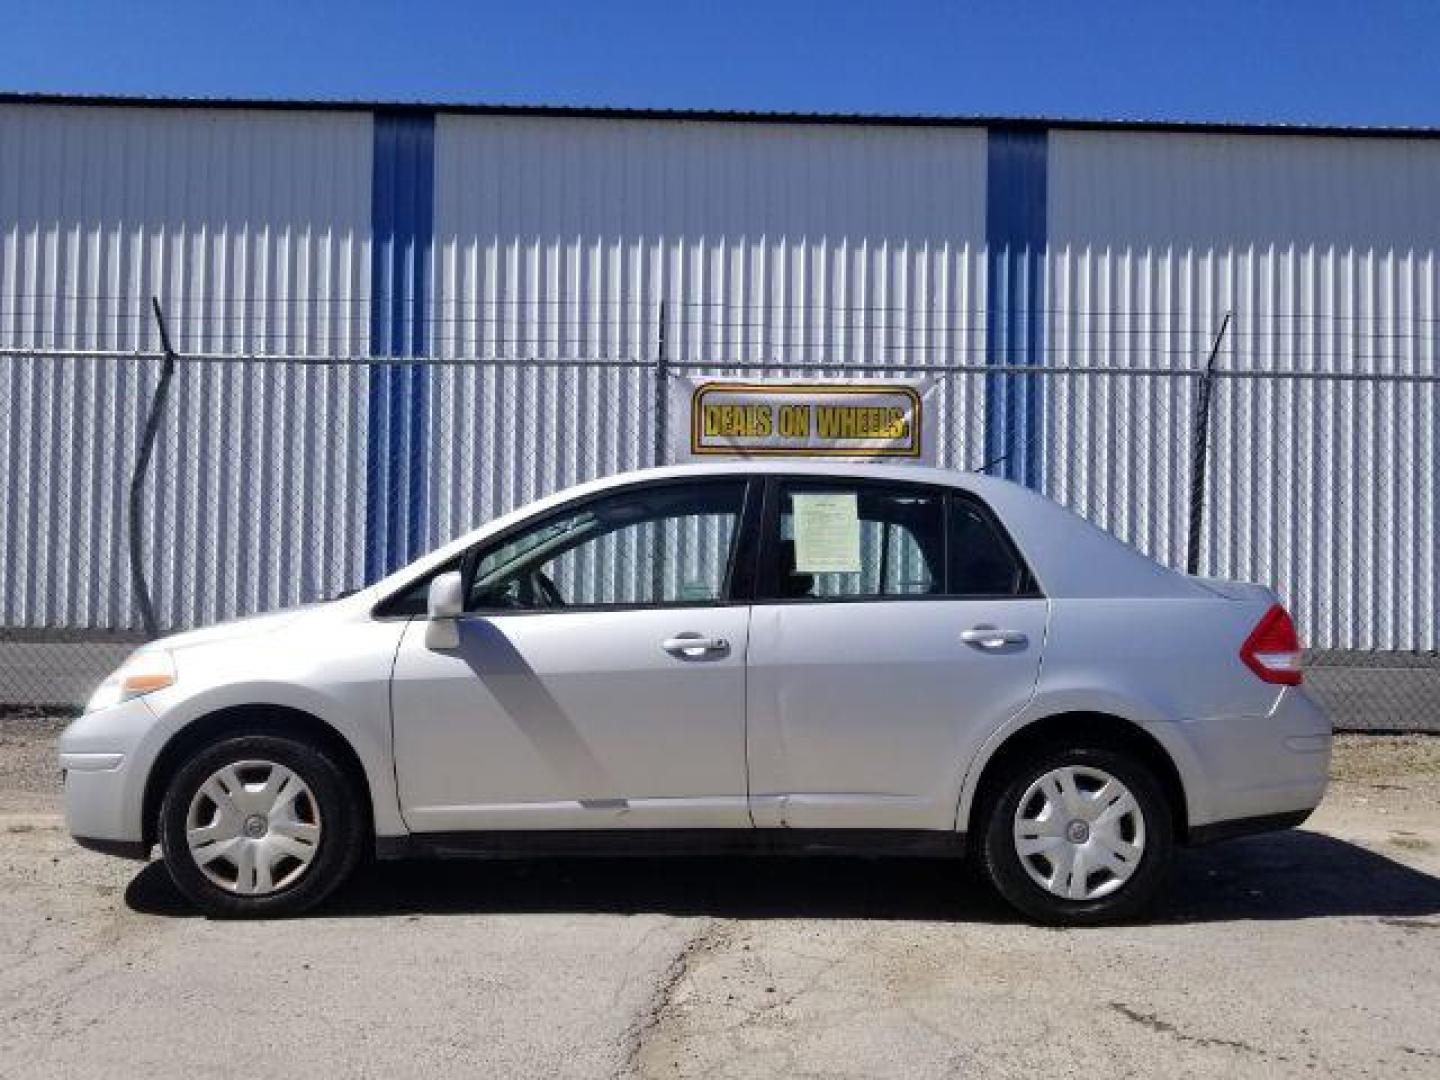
[158,733,364,917]
[978,746,1174,925]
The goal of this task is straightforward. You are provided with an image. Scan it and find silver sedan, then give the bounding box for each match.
[60,463,1331,924]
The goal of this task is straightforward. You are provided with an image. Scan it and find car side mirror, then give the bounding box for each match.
[424,571,464,649]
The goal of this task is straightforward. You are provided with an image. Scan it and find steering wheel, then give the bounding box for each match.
[471,576,525,610]
[477,568,567,610]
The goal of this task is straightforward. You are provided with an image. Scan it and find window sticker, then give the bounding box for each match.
[792,492,861,573]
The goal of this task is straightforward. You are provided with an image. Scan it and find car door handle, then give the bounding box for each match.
[662,634,730,657]
[960,626,1028,649]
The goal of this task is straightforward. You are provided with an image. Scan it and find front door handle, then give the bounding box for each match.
[960,626,1028,649]
[662,633,730,657]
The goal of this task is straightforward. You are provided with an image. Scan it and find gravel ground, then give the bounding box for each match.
[2,720,1438,1079]
[0,712,68,814]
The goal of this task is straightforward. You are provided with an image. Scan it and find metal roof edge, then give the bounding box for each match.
[2,91,1439,141]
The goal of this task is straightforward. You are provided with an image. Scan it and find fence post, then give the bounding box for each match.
[653,299,669,466]
[129,298,179,639]
[651,300,670,602]
[1186,311,1231,576]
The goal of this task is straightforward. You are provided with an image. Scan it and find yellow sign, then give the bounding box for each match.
[674,380,933,462]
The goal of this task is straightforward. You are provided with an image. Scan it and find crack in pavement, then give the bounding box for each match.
[619,918,728,1080]
[1108,1002,1272,1059]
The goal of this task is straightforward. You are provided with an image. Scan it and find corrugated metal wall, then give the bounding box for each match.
[1047,130,1440,649]
[0,104,373,629]
[428,115,990,542]
[0,102,1435,649]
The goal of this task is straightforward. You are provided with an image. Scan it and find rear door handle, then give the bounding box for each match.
[960,626,1027,649]
[662,633,730,657]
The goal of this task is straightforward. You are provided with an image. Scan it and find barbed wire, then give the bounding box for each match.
[2,344,1439,382]
[6,312,1437,343]
[4,290,1440,324]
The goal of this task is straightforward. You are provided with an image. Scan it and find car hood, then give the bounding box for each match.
[147,604,324,653]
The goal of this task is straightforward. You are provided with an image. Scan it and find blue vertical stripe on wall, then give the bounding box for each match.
[365,111,435,580]
[984,127,1048,489]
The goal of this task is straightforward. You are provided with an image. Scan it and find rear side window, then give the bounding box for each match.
[755,480,1037,603]
[949,497,1030,597]
[761,481,946,601]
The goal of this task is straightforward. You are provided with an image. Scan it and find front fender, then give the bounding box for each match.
[131,615,408,838]
[132,679,404,839]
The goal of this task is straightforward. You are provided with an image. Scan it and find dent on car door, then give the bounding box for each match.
[389,478,759,832]
[746,479,1047,831]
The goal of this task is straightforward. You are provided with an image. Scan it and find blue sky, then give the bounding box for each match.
[4,1,1439,127]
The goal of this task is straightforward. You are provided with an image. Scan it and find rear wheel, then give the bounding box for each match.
[158,733,364,917]
[979,746,1173,925]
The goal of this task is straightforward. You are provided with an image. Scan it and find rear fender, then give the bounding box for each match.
[952,686,1210,834]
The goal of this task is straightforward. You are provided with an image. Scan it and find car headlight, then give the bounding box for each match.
[85,650,177,713]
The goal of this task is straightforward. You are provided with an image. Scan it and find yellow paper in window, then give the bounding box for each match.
[792,492,861,573]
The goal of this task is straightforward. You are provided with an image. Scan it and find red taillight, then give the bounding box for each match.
[1240,604,1303,686]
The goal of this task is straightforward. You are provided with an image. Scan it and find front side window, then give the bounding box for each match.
[762,481,945,601]
[466,480,747,611]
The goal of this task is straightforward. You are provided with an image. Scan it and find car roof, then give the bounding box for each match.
[366,461,1205,602]
[590,461,978,483]
[556,461,1038,505]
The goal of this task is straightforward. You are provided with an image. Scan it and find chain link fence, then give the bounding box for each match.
[1,333,1436,730]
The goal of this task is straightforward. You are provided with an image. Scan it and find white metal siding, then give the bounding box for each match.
[1047,130,1440,649]
[1,104,1434,654]
[429,115,989,541]
[0,105,373,629]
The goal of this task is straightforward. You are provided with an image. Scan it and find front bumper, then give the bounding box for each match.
[59,697,159,852]
[72,834,152,860]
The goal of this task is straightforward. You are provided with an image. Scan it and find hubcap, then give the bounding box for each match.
[1013,765,1146,902]
[185,760,322,896]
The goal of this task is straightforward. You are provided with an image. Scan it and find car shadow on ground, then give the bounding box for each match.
[124,829,1440,925]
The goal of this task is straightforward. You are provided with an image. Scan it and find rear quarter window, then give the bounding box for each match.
[949,496,1038,598]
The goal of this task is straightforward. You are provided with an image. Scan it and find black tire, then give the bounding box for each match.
[158,733,365,917]
[978,745,1174,926]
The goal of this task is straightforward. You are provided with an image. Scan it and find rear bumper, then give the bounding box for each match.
[1186,807,1314,846]
[1168,685,1331,832]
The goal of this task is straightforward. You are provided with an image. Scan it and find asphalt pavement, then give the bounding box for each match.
[2,723,1439,1079]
